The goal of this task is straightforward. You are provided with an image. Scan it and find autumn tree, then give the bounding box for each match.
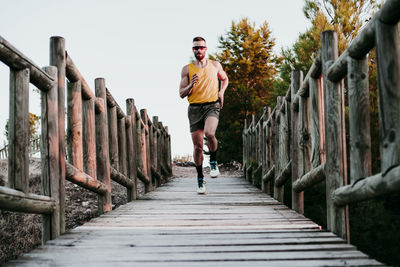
[210,18,280,163]
[4,112,40,140]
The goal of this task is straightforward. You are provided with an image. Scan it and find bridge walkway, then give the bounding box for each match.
[7,175,383,266]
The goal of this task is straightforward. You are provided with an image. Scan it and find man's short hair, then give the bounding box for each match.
[193,36,206,43]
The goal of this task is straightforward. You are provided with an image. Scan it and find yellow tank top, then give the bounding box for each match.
[188,61,219,104]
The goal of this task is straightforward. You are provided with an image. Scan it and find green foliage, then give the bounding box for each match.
[212,18,280,163]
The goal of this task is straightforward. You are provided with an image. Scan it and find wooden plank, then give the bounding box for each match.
[321,31,349,241]
[95,78,112,213]
[108,106,119,170]
[8,68,29,193]
[6,175,382,266]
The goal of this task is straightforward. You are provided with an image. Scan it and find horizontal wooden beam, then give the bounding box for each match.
[65,163,107,195]
[292,163,326,193]
[110,166,134,188]
[106,88,126,118]
[263,165,275,182]
[332,164,400,206]
[137,167,151,184]
[0,35,55,91]
[327,0,400,82]
[275,161,292,187]
[0,186,55,214]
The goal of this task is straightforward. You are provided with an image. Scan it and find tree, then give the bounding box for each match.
[4,112,40,140]
[210,18,280,163]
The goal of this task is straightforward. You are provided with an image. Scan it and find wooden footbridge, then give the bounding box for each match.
[1,0,399,265]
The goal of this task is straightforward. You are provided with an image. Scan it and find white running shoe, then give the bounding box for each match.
[210,161,220,178]
[197,178,206,194]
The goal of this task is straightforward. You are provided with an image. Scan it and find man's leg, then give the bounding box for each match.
[191,129,206,193]
[204,116,220,177]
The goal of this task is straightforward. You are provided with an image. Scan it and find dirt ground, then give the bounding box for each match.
[0,160,242,265]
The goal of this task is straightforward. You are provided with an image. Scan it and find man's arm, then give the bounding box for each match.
[179,65,198,98]
[215,62,229,108]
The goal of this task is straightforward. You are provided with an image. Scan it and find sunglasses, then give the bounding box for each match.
[193,46,206,50]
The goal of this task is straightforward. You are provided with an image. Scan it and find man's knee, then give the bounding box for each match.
[193,144,203,154]
[205,130,216,141]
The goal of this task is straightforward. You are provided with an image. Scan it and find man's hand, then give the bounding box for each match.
[218,90,224,109]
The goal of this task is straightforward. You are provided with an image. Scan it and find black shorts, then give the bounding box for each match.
[188,101,220,132]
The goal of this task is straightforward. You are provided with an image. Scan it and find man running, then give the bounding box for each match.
[179,36,229,194]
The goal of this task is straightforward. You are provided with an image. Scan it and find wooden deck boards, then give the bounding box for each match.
[7,176,383,266]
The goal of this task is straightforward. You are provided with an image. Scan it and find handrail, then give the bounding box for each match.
[0,35,172,245]
[243,0,400,242]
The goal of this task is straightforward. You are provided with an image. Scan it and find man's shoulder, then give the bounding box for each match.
[209,60,221,68]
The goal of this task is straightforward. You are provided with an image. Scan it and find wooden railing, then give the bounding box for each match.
[243,0,400,241]
[0,35,172,243]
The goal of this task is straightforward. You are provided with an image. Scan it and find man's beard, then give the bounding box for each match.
[195,53,205,61]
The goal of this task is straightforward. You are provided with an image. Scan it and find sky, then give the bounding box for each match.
[0,0,310,159]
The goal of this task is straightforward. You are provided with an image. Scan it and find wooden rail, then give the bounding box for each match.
[0,35,172,244]
[243,0,400,242]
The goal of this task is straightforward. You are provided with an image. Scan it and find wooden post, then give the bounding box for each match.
[83,98,97,180]
[300,94,312,181]
[95,78,112,213]
[8,68,30,193]
[41,66,60,242]
[321,30,349,241]
[375,20,400,175]
[152,117,160,186]
[118,117,128,176]
[108,106,119,170]
[126,99,137,200]
[50,36,66,234]
[67,80,83,171]
[310,77,323,168]
[290,70,303,213]
[141,109,152,192]
[274,97,283,201]
[347,56,372,183]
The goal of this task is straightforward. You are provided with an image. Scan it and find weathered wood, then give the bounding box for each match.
[262,107,271,193]
[118,117,128,176]
[292,163,326,193]
[137,167,151,185]
[321,31,349,241]
[95,78,112,213]
[50,36,67,234]
[0,186,55,214]
[347,56,372,183]
[106,88,126,118]
[126,99,138,200]
[274,97,284,202]
[108,106,119,170]
[332,164,400,206]
[83,98,97,179]
[65,163,108,195]
[275,161,292,187]
[375,20,400,175]
[309,77,322,168]
[110,166,134,189]
[0,35,54,91]
[141,109,152,192]
[290,70,304,214]
[263,165,275,182]
[150,123,159,186]
[41,66,60,242]
[125,115,136,201]
[299,95,312,178]
[8,68,29,193]
[67,80,84,170]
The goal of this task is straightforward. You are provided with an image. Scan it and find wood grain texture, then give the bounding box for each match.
[67,80,83,171]
[6,176,383,266]
[375,21,400,175]
[8,68,29,193]
[83,98,97,179]
[347,56,372,183]
[321,31,349,241]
